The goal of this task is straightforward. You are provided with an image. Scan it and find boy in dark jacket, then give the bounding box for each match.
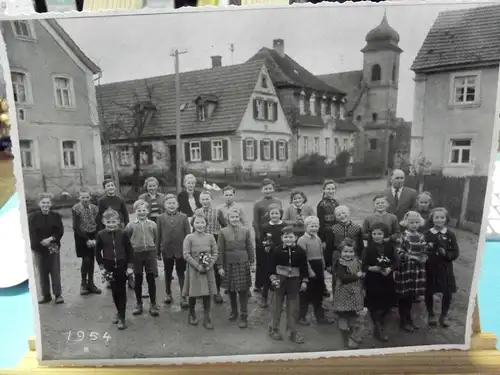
[96,208,134,330]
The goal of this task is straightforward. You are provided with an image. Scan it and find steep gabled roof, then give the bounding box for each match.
[319,70,364,112]
[45,20,101,74]
[247,47,345,96]
[97,60,265,139]
[411,4,500,73]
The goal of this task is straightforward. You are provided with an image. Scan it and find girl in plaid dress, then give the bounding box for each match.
[217,208,255,328]
[394,211,427,332]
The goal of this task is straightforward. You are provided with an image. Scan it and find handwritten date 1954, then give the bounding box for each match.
[64,331,111,343]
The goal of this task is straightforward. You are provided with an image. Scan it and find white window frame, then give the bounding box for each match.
[211,139,224,161]
[324,137,330,157]
[331,102,337,118]
[303,136,309,155]
[309,94,316,115]
[52,75,75,109]
[11,21,36,41]
[446,135,474,166]
[19,139,39,170]
[139,145,153,166]
[10,70,32,105]
[334,138,339,155]
[118,145,132,167]
[313,137,320,153]
[60,139,82,170]
[262,139,272,160]
[449,71,481,106]
[343,138,349,150]
[277,140,286,161]
[245,139,255,160]
[198,105,206,121]
[320,100,326,116]
[299,91,306,115]
[339,104,346,120]
[189,141,201,162]
[255,99,265,120]
[266,101,274,121]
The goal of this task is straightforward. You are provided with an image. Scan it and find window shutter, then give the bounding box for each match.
[184,142,191,162]
[285,141,289,160]
[147,144,154,164]
[253,99,258,119]
[260,140,264,161]
[263,101,269,120]
[242,139,247,161]
[275,140,280,160]
[273,102,278,121]
[253,139,258,160]
[222,139,229,161]
[201,141,211,161]
[269,140,274,160]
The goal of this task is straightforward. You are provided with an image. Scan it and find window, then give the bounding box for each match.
[17,108,27,122]
[320,100,326,116]
[371,64,381,82]
[372,112,378,121]
[325,137,330,157]
[266,102,274,121]
[262,140,271,160]
[356,115,362,122]
[118,146,132,166]
[19,140,34,169]
[392,64,397,82]
[139,145,153,165]
[211,140,223,161]
[254,99,264,119]
[299,96,305,115]
[331,102,337,118]
[313,137,320,153]
[53,76,74,108]
[449,139,472,165]
[309,94,316,115]
[189,141,201,162]
[261,75,268,88]
[343,139,348,150]
[277,140,286,161]
[303,136,309,154]
[339,104,345,120]
[11,21,34,40]
[245,139,255,160]
[452,74,478,105]
[197,105,206,121]
[334,138,339,154]
[369,138,377,150]
[11,72,30,104]
[62,140,78,168]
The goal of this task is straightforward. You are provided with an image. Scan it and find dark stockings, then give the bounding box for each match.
[188,296,211,316]
[80,256,95,285]
[398,296,414,326]
[135,273,157,304]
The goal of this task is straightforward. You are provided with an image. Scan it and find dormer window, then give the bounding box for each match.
[299,91,306,115]
[330,101,337,119]
[195,94,218,122]
[339,104,346,120]
[309,93,316,116]
[320,96,327,116]
[261,75,268,88]
[197,105,207,121]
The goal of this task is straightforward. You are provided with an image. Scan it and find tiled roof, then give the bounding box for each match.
[335,119,360,133]
[319,70,364,112]
[411,4,500,72]
[296,114,324,128]
[97,60,264,139]
[247,47,345,96]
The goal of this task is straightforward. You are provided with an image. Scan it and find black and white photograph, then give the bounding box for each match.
[1,0,499,364]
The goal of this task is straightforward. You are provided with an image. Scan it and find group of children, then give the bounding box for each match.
[30,173,459,349]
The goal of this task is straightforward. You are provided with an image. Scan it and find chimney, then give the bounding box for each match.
[273,39,285,57]
[211,55,222,68]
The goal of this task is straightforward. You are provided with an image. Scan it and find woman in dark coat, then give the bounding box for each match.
[424,207,459,328]
[177,174,201,219]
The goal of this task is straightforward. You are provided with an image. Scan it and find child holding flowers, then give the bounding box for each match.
[182,211,219,329]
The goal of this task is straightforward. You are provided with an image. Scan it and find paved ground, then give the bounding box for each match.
[34,178,478,360]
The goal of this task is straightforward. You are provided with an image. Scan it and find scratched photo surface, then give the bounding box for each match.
[2,1,499,363]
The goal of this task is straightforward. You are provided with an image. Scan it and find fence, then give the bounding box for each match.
[405,174,488,234]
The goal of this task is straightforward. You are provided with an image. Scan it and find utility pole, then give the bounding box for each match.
[170,48,188,194]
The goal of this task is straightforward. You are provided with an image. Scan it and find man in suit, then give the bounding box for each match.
[383,169,418,221]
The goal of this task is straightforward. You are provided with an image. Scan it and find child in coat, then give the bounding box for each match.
[362,195,400,243]
[253,178,282,293]
[297,216,331,325]
[125,199,159,317]
[217,208,255,328]
[424,207,459,328]
[283,190,315,237]
[198,190,224,304]
[96,208,134,330]
[394,211,427,332]
[259,203,287,308]
[268,226,309,344]
[217,185,248,228]
[182,211,219,329]
[72,188,101,296]
[332,238,365,349]
[156,194,191,308]
[362,222,399,342]
[138,177,165,224]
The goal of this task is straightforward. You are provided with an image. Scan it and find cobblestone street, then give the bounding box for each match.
[35,179,477,360]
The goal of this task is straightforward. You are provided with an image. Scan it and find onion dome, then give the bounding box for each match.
[362,13,402,53]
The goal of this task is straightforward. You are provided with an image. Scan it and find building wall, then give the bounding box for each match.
[297,126,354,161]
[411,66,499,176]
[2,20,103,199]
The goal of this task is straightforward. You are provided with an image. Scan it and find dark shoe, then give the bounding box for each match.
[117,319,127,330]
[374,324,388,342]
[439,316,450,328]
[214,293,223,304]
[238,316,248,329]
[80,283,89,296]
[38,295,52,304]
[298,318,310,326]
[290,331,305,344]
[269,329,283,341]
[189,314,199,326]
[228,312,238,322]
[402,323,414,332]
[180,297,189,310]
[132,303,143,316]
[149,303,160,317]
[54,295,64,304]
[316,317,333,325]
[164,294,173,304]
[428,314,438,327]
[111,313,119,324]
[410,320,420,330]
[347,337,359,349]
[88,283,102,294]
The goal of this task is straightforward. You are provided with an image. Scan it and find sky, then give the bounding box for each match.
[57,1,488,121]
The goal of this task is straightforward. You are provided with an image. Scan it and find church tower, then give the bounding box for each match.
[361,13,402,124]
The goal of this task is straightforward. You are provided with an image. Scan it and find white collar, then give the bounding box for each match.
[430,227,447,234]
[269,220,283,226]
[392,186,403,193]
